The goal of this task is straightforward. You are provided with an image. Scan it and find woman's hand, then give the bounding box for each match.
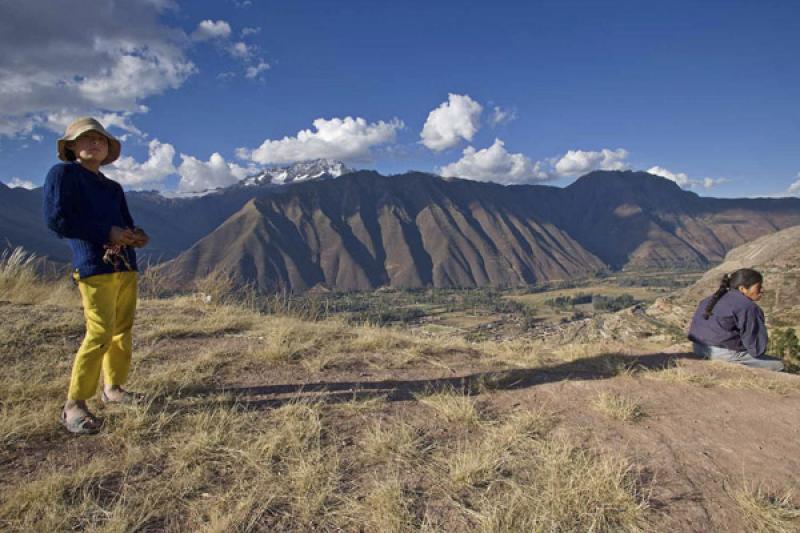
[109,226,136,246]
[131,228,149,248]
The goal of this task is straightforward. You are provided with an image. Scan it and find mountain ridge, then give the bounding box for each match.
[159,172,607,291]
[154,170,800,292]
[3,169,800,291]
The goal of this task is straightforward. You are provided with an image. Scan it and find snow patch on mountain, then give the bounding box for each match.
[241,159,353,186]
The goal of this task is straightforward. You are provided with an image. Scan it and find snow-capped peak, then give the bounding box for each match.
[241,159,353,186]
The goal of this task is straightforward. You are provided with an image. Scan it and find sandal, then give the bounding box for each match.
[60,409,102,435]
[101,389,145,405]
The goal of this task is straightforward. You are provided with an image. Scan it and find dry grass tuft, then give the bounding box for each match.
[346,323,415,354]
[251,317,360,369]
[733,484,800,533]
[439,437,506,493]
[247,315,463,371]
[0,246,38,293]
[592,392,646,422]
[644,362,717,388]
[138,298,256,341]
[343,471,416,533]
[415,387,482,427]
[193,268,240,306]
[359,418,423,465]
[719,374,800,395]
[1,398,64,449]
[435,408,557,495]
[551,340,632,363]
[645,361,800,394]
[330,395,387,416]
[482,338,547,368]
[135,347,237,394]
[471,438,648,532]
[0,247,78,306]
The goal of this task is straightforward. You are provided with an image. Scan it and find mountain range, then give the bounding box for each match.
[2,161,800,292]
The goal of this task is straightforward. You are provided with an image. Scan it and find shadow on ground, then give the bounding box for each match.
[175,352,702,410]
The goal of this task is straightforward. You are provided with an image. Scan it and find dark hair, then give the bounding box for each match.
[63,147,77,161]
[703,268,763,319]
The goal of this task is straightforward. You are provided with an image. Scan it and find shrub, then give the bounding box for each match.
[769,328,800,371]
[593,294,636,312]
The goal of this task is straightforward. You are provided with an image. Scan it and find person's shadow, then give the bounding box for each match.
[174,351,701,410]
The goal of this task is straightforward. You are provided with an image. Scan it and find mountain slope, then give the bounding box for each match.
[0,182,70,260]
[159,171,800,292]
[557,171,800,269]
[159,172,607,291]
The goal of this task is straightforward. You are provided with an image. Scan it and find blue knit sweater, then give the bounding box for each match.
[43,162,138,278]
[687,290,768,357]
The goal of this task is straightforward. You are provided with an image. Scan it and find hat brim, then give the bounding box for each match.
[57,127,121,166]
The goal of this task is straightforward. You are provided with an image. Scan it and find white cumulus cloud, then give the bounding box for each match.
[238,116,404,165]
[647,166,691,187]
[553,149,630,177]
[178,153,256,192]
[420,94,483,151]
[192,20,232,41]
[439,139,551,185]
[105,139,177,188]
[703,177,728,188]
[4,177,36,189]
[246,61,270,79]
[647,166,729,190]
[489,106,516,126]
[229,41,252,58]
[190,19,268,79]
[44,110,144,139]
[0,0,196,137]
[786,173,800,195]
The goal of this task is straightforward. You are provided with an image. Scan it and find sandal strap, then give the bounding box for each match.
[103,389,144,404]
[62,410,101,434]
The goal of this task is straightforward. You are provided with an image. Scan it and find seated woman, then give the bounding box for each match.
[688,268,784,371]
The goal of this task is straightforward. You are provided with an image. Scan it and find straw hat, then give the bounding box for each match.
[57,117,121,165]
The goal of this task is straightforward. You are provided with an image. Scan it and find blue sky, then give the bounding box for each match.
[1,0,798,197]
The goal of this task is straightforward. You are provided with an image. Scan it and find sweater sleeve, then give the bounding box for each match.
[43,165,110,245]
[736,304,768,357]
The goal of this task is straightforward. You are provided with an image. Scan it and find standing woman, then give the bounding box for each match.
[43,117,150,434]
[688,268,784,371]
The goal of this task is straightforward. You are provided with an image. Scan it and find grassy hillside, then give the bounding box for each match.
[2,252,799,532]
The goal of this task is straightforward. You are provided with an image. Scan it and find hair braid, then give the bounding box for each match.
[703,273,731,319]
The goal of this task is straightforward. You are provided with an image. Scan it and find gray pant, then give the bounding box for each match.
[692,342,784,372]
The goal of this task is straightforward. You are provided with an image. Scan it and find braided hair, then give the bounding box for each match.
[702,268,763,319]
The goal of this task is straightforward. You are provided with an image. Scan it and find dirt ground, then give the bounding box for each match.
[214,356,800,531]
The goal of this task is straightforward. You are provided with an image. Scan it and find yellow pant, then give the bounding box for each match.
[69,271,138,400]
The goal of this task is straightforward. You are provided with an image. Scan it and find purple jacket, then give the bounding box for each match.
[687,290,768,357]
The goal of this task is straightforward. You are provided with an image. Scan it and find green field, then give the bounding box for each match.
[507,285,665,307]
